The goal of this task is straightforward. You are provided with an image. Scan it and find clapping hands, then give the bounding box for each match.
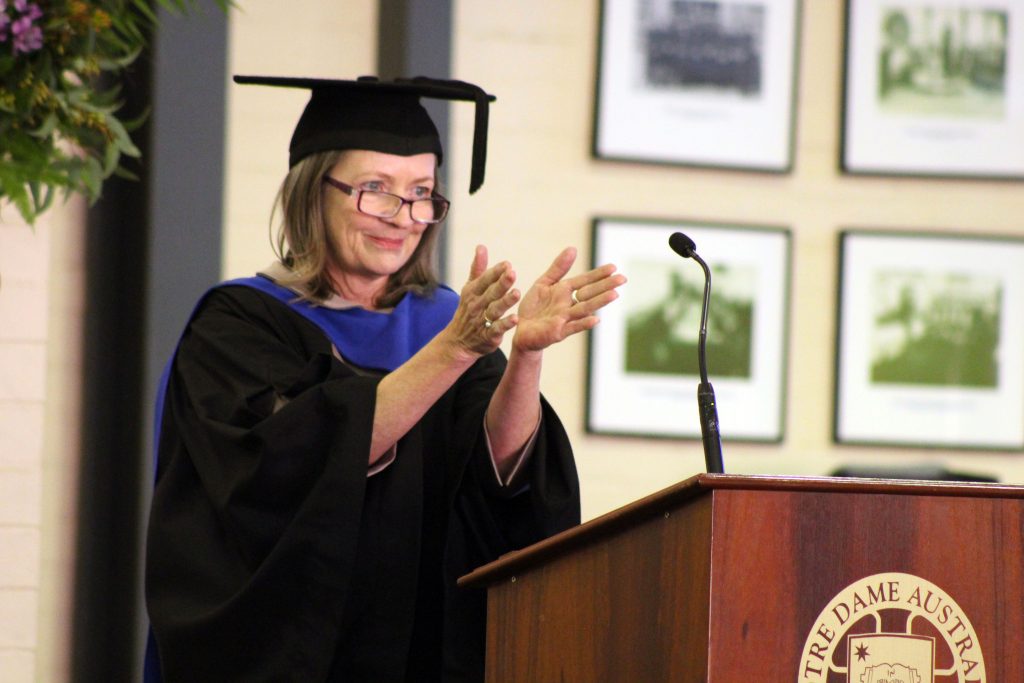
[512,246,626,353]
[448,245,626,359]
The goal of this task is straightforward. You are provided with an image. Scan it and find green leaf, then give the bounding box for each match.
[104,115,142,158]
[96,47,144,71]
[102,139,121,176]
[28,113,59,140]
[113,165,140,182]
[81,155,104,201]
[130,0,160,24]
[120,105,151,132]
[0,0,234,225]
[28,180,57,216]
[6,181,36,225]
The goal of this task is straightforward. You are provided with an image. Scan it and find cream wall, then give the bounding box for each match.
[0,215,46,683]
[0,196,83,683]
[446,1,1024,521]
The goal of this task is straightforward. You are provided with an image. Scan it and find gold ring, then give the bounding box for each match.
[571,290,580,305]
[483,316,493,329]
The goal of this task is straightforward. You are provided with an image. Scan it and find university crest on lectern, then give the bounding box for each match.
[798,573,985,683]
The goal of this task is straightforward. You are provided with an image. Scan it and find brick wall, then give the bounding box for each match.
[0,198,83,683]
[0,213,52,682]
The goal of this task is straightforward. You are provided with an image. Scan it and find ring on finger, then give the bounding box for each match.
[483,314,494,329]
[571,289,580,305]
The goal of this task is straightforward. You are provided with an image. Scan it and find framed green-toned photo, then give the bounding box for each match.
[835,230,1024,449]
[841,0,1024,178]
[587,218,791,441]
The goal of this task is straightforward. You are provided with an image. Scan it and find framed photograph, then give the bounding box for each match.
[593,0,802,172]
[835,230,1024,450]
[587,218,791,441]
[842,0,1024,178]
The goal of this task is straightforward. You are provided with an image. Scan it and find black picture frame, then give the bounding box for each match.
[593,0,802,172]
[834,229,1024,450]
[841,0,1024,179]
[587,217,791,442]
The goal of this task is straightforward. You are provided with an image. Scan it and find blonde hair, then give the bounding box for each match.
[270,150,443,308]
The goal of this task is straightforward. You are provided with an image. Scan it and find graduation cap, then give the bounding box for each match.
[233,75,495,194]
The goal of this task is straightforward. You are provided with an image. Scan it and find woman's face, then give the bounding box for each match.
[323,149,437,296]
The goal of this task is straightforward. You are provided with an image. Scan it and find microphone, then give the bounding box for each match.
[668,232,725,474]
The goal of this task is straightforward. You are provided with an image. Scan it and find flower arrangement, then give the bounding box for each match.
[0,1,228,224]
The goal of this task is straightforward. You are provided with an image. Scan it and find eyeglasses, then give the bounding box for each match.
[323,176,450,224]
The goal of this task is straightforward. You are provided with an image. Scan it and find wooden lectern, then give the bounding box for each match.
[459,474,1023,682]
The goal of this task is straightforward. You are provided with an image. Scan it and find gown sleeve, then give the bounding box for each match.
[145,286,378,682]
[439,351,582,681]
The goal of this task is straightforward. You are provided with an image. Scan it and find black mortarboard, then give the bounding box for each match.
[233,75,495,194]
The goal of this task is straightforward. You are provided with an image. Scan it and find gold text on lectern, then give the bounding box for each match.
[798,573,985,683]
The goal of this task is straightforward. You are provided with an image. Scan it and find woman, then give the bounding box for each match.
[144,75,626,682]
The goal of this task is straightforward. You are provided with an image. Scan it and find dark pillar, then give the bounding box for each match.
[70,5,227,680]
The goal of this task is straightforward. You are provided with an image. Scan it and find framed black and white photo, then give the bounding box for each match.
[842,0,1024,179]
[587,218,790,441]
[835,230,1024,450]
[593,0,801,172]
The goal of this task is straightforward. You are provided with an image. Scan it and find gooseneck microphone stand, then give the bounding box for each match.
[668,233,725,474]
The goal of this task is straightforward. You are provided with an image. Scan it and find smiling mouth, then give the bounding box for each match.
[368,235,405,249]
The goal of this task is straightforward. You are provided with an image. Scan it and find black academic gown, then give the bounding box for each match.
[145,284,580,683]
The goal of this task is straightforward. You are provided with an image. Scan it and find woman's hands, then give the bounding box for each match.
[444,245,522,359]
[375,245,623,467]
[444,244,626,360]
[512,246,626,354]
[475,245,625,473]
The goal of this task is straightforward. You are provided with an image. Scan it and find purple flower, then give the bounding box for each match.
[12,0,40,20]
[4,0,41,53]
[11,14,41,53]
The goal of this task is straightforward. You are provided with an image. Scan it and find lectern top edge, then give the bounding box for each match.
[459,473,1024,589]
[700,472,1024,498]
